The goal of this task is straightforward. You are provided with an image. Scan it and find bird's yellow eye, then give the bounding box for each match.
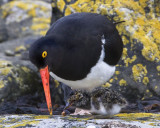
[42,51,47,58]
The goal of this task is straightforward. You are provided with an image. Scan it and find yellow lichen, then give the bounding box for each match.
[31,24,49,31]
[28,9,36,17]
[14,45,26,53]
[116,113,160,123]
[40,31,47,36]
[122,36,129,45]
[132,64,148,82]
[0,80,4,88]
[10,120,40,128]
[122,48,127,60]
[115,71,120,75]
[102,82,111,88]
[157,66,160,71]
[143,77,149,85]
[33,18,50,24]
[119,79,127,86]
[0,60,12,68]
[8,77,12,82]
[34,115,51,119]
[54,80,60,88]
[146,89,150,93]
[109,79,114,83]
[1,1,51,35]
[57,0,65,12]
[124,55,137,67]
[154,86,158,89]
[0,67,12,76]
[21,66,30,73]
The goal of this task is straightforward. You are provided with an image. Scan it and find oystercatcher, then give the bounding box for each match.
[29,13,123,115]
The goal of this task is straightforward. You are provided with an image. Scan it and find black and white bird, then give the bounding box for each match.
[66,87,127,115]
[29,12,123,115]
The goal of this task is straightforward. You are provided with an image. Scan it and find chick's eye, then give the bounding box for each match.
[42,51,47,58]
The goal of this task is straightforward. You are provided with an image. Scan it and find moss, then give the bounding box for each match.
[119,79,127,86]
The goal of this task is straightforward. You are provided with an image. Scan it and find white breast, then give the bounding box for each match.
[49,35,115,91]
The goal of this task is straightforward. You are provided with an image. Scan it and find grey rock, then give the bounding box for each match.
[5,50,15,56]
[1,0,51,40]
[0,9,8,42]
[0,114,159,128]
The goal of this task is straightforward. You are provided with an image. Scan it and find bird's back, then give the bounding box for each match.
[46,13,123,89]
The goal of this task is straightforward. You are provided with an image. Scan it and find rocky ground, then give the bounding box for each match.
[0,0,160,128]
[0,113,160,128]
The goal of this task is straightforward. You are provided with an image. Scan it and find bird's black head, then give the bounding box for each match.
[29,36,62,70]
[29,37,47,69]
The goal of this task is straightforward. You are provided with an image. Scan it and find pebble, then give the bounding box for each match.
[87,125,96,128]
[5,50,15,56]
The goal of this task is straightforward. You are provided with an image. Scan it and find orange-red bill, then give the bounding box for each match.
[40,65,52,115]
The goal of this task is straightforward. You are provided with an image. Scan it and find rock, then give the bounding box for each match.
[5,50,15,56]
[0,4,8,42]
[1,0,51,40]
[0,60,40,101]
[51,0,160,102]
[0,113,160,128]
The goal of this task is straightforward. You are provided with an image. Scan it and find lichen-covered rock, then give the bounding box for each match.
[51,0,160,102]
[1,0,51,39]
[0,113,160,128]
[0,60,40,101]
[0,3,8,42]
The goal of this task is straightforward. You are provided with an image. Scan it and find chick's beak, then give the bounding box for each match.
[40,65,52,115]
